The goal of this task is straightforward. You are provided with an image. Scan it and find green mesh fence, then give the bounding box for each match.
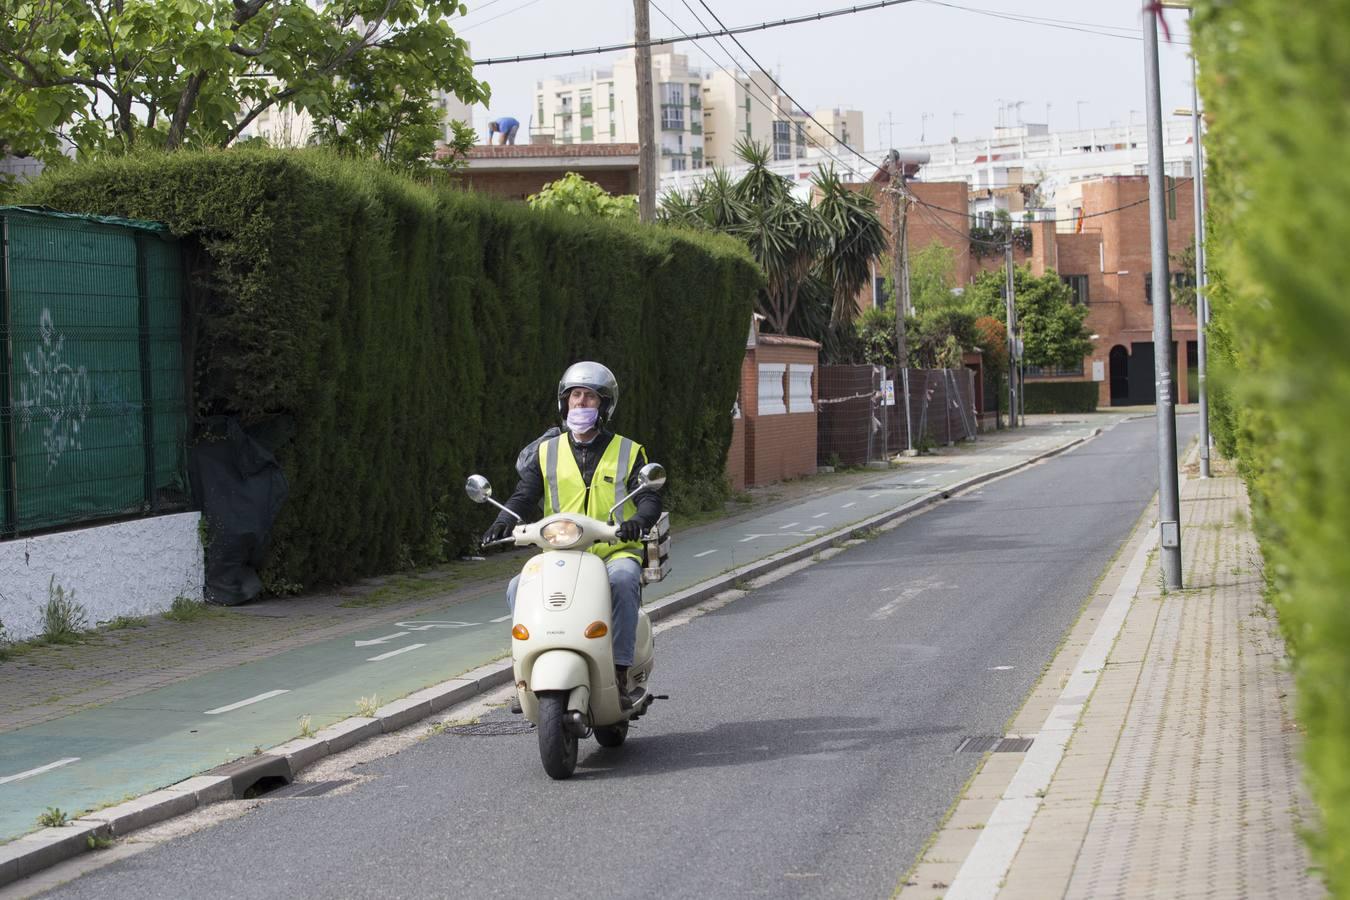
[0,208,190,537]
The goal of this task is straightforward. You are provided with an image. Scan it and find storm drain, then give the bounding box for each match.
[444,721,535,736]
[956,735,1035,754]
[263,779,353,799]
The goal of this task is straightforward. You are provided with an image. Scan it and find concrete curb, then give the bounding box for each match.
[0,428,1098,889]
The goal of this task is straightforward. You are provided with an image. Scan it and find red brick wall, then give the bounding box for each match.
[455,168,639,201]
[732,339,820,488]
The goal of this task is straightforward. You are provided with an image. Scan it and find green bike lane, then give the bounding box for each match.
[0,418,1111,843]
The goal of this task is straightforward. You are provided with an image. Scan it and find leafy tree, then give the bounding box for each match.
[967,265,1093,368]
[527,172,637,219]
[0,0,488,161]
[813,165,887,325]
[880,242,960,312]
[1170,240,1199,314]
[910,307,977,369]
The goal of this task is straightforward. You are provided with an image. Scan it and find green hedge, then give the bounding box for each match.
[1022,380,1098,414]
[21,150,760,589]
[1195,1,1350,892]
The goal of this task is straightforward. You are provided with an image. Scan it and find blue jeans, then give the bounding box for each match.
[506,556,641,666]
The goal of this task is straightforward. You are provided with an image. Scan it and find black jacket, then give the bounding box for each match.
[491,429,662,531]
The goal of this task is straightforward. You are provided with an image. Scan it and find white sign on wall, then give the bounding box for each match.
[1092,360,1106,382]
[881,379,896,406]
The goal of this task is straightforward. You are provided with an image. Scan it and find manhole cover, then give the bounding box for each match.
[956,736,1034,753]
[444,720,535,736]
[264,779,352,799]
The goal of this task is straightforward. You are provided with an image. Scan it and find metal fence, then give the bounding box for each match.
[818,365,978,467]
[0,208,190,537]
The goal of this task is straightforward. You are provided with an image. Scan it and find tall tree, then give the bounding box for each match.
[0,0,488,161]
[967,265,1093,368]
[813,165,888,325]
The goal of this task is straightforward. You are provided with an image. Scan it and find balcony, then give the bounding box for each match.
[690,122,702,135]
[580,103,593,117]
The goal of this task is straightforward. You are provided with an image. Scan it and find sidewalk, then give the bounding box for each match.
[901,459,1325,899]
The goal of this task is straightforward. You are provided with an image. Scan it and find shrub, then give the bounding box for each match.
[1195,0,1350,889]
[22,150,760,589]
[1022,381,1098,414]
[40,577,87,644]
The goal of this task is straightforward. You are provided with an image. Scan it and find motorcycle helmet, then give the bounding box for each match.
[557,361,619,422]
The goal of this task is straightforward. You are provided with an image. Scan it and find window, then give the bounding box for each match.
[579,89,593,118]
[1144,271,1194,304]
[788,365,815,413]
[795,123,806,157]
[661,83,684,106]
[757,364,787,415]
[1024,363,1086,378]
[669,155,687,171]
[1062,274,1090,305]
[773,121,792,160]
[580,125,593,141]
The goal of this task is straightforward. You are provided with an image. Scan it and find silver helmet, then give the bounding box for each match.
[557,361,619,421]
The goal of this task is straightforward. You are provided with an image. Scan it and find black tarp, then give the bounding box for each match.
[190,417,288,606]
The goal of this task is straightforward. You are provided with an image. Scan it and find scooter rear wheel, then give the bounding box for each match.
[593,721,628,747]
[536,691,578,780]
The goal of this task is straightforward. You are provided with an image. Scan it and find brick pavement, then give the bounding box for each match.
[916,461,1325,899]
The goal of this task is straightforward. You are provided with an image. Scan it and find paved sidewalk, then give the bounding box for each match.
[902,460,1324,899]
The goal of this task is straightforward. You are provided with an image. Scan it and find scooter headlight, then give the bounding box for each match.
[540,518,583,548]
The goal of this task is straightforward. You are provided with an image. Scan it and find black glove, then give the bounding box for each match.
[616,519,646,542]
[482,520,512,545]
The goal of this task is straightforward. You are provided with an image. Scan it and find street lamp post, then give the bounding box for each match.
[1189,52,1212,478]
[1143,2,1184,590]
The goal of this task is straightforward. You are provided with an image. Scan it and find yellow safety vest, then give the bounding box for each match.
[538,433,645,563]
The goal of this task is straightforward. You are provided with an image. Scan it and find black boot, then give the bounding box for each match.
[615,666,634,711]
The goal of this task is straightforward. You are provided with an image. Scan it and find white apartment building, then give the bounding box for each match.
[535,49,864,176]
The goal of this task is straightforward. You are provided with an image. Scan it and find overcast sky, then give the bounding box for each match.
[455,0,1197,151]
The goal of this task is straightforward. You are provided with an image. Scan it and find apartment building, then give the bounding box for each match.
[535,50,706,172]
[536,49,863,175]
[241,88,474,148]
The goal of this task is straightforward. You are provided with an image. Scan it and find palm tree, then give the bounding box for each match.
[812,165,888,326]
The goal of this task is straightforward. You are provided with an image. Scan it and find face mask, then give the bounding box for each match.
[566,407,600,436]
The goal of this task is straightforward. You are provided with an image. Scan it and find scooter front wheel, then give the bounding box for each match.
[536,691,578,780]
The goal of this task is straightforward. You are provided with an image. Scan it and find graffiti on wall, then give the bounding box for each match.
[17,310,92,472]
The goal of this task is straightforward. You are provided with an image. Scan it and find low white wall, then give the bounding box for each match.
[0,512,204,642]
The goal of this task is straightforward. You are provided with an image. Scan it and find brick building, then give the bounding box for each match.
[867,173,1200,407]
[445,143,639,201]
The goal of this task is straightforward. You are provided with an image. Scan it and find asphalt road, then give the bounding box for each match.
[41,415,1194,900]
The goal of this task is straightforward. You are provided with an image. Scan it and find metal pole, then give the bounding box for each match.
[889,151,915,455]
[1190,50,1211,478]
[1144,4,1183,589]
[633,0,657,223]
[1004,240,1018,428]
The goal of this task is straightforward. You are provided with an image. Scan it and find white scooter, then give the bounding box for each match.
[465,464,668,780]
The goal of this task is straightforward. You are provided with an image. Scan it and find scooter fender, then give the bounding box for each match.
[529,649,591,694]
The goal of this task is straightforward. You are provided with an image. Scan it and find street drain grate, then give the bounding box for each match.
[444,721,535,736]
[265,779,353,799]
[956,736,1034,753]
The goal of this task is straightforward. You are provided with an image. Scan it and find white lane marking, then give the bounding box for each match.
[490,614,513,623]
[779,522,800,530]
[367,644,426,662]
[204,689,290,716]
[868,493,883,499]
[944,526,1157,900]
[812,513,829,519]
[694,549,718,558]
[870,577,952,620]
[396,621,476,631]
[989,665,1015,671]
[914,477,928,482]
[353,631,410,647]
[739,534,761,543]
[842,502,856,509]
[0,758,80,785]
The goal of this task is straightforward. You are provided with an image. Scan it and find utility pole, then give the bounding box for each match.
[1143,1,1184,589]
[1004,239,1018,428]
[1190,52,1211,478]
[633,0,656,223]
[888,151,915,455]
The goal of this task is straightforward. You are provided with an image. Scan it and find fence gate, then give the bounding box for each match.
[0,208,190,538]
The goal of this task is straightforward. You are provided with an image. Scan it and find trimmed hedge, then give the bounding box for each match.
[1022,380,1098,414]
[1195,1,1350,891]
[21,150,760,589]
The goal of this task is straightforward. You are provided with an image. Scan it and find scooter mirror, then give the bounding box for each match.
[635,463,666,492]
[465,474,493,504]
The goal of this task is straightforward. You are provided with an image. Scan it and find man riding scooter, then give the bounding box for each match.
[481,361,661,710]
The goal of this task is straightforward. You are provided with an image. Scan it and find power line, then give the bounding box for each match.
[692,0,876,170]
[471,0,920,66]
[459,0,548,33]
[647,0,863,177]
[920,0,1191,45]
